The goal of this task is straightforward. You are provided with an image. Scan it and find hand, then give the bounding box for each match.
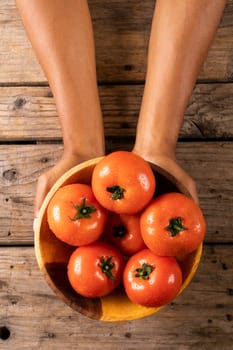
[132,150,198,204]
[34,152,91,218]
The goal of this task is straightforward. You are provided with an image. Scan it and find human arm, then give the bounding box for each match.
[16,0,105,216]
[133,0,226,202]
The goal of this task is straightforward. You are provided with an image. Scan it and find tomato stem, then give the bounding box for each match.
[112,224,127,238]
[165,217,187,237]
[106,185,125,200]
[135,263,154,280]
[99,256,115,280]
[70,198,96,220]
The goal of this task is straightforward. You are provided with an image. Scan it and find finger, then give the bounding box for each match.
[170,164,199,204]
[34,175,50,218]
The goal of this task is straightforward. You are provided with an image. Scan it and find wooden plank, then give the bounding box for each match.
[1,83,233,141]
[0,142,232,244]
[0,0,233,84]
[177,142,233,243]
[0,245,232,349]
[0,86,61,141]
[0,144,62,245]
[185,83,233,139]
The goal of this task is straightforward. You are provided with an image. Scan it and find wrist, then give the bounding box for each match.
[133,134,177,164]
[63,139,105,163]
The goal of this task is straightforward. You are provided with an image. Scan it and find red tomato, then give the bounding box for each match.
[92,151,156,214]
[67,241,124,298]
[47,184,108,246]
[140,192,206,256]
[103,212,146,256]
[123,249,182,307]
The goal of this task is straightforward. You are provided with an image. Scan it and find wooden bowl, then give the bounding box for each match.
[34,157,202,322]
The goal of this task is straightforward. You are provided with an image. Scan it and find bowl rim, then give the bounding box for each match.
[34,156,203,322]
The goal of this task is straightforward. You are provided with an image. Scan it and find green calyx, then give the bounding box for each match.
[106,185,125,200]
[135,263,154,280]
[112,224,127,238]
[70,198,96,220]
[99,256,115,280]
[165,216,187,237]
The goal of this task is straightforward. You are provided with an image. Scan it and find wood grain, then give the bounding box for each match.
[0,142,232,245]
[1,0,232,348]
[0,83,233,141]
[0,245,232,349]
[0,0,233,84]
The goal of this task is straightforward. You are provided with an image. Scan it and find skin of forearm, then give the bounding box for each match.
[134,0,226,159]
[16,0,105,159]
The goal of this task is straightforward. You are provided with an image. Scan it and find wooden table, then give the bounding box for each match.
[0,1,233,349]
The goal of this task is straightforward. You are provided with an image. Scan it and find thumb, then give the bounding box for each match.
[186,178,199,205]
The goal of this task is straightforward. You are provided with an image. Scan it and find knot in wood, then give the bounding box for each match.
[47,91,53,98]
[0,326,11,340]
[124,64,134,71]
[40,157,49,163]
[14,96,27,109]
[3,168,17,182]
